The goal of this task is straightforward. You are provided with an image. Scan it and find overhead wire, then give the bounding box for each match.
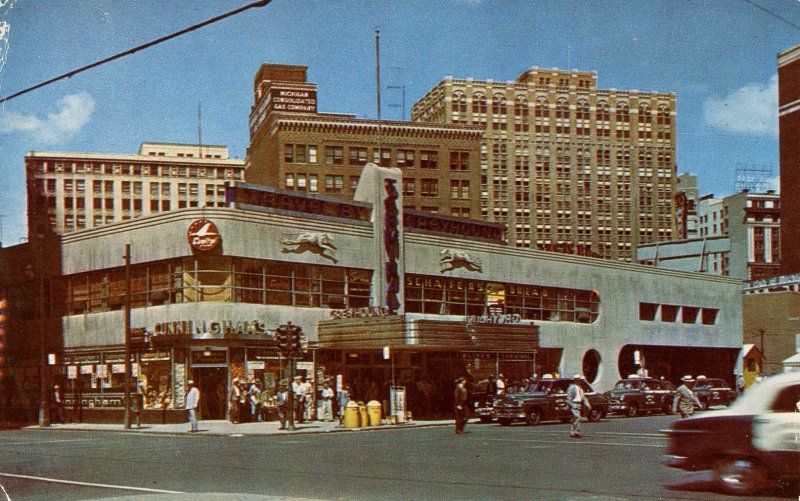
[0,0,272,104]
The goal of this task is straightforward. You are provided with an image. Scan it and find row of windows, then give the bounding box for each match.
[404,274,600,323]
[36,162,243,179]
[450,94,671,124]
[60,258,373,315]
[283,144,469,170]
[638,302,718,325]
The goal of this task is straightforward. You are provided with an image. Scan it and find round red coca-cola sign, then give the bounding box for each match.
[187,219,221,252]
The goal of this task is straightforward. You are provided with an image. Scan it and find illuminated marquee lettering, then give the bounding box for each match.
[384,178,400,313]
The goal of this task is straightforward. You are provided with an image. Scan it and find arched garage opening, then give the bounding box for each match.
[617,345,740,386]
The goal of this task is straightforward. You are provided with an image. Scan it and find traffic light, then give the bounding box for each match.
[275,325,289,355]
[289,324,303,357]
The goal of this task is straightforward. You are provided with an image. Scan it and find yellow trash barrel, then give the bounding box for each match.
[358,402,369,427]
[367,400,382,427]
[343,401,360,428]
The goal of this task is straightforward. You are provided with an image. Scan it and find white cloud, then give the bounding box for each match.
[703,75,778,136]
[0,91,95,143]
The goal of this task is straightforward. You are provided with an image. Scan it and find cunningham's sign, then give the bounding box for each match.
[153,320,272,340]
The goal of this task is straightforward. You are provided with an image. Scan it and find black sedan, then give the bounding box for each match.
[662,371,800,495]
[688,376,737,409]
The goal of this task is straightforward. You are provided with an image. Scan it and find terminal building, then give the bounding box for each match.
[0,165,742,424]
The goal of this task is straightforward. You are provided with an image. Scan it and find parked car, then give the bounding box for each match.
[662,371,800,495]
[492,376,608,426]
[469,379,495,423]
[688,376,737,409]
[605,376,677,417]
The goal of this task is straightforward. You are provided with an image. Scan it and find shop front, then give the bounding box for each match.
[316,313,542,418]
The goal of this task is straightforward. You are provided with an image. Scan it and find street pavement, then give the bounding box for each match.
[2,414,796,500]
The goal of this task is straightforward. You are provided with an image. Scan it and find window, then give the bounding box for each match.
[308,146,318,164]
[296,174,307,191]
[420,151,438,169]
[373,149,391,167]
[701,308,718,325]
[682,306,699,324]
[349,176,359,192]
[396,149,415,168]
[295,145,307,163]
[309,174,318,193]
[450,180,470,199]
[451,207,470,218]
[472,93,487,114]
[349,147,368,166]
[325,175,343,193]
[325,146,343,165]
[284,145,294,163]
[661,304,679,322]
[421,179,438,197]
[402,178,415,196]
[450,151,469,171]
[285,174,294,189]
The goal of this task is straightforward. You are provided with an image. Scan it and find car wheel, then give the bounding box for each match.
[497,418,512,426]
[588,408,603,422]
[525,409,541,426]
[626,404,638,417]
[713,457,768,495]
[479,416,492,424]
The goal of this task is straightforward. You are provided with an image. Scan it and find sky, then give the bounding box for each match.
[0,0,798,247]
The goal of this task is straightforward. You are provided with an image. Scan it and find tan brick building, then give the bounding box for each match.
[246,64,483,219]
[25,143,246,238]
[411,68,677,261]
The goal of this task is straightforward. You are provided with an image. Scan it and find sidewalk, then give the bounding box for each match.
[26,418,455,436]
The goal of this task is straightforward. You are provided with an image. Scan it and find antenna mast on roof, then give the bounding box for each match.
[375,29,382,160]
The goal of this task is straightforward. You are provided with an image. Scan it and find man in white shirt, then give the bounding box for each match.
[566,375,591,438]
[185,380,200,432]
[292,376,305,424]
[496,374,507,395]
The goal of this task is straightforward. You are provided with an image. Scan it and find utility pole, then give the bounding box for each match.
[123,244,132,429]
[375,29,382,158]
[37,237,49,427]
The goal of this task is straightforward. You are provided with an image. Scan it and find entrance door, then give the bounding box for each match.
[192,367,227,420]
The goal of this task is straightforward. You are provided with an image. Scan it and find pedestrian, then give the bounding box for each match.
[276,381,289,430]
[292,376,305,424]
[496,374,507,396]
[672,375,702,418]
[248,379,262,422]
[320,380,334,421]
[337,384,351,424]
[51,384,66,424]
[566,375,591,438]
[185,379,200,432]
[486,376,497,397]
[454,377,468,435]
[228,378,241,424]
[304,378,315,421]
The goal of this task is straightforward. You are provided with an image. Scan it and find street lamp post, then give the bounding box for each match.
[36,239,49,427]
[123,244,132,429]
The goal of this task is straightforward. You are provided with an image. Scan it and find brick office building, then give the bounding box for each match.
[246,64,483,219]
[411,68,677,262]
[778,45,800,274]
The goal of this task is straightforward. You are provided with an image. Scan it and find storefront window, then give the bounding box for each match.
[139,351,173,410]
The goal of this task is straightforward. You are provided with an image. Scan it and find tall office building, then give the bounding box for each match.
[25,143,246,238]
[411,67,677,261]
[246,64,483,219]
[778,44,800,274]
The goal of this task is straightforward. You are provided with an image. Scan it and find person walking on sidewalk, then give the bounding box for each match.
[566,375,591,438]
[185,380,200,433]
[51,384,66,424]
[320,380,334,421]
[454,377,468,435]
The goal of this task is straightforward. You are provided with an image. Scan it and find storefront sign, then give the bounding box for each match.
[140,351,170,362]
[187,218,221,252]
[403,210,504,243]
[153,319,271,340]
[329,306,392,320]
[247,361,265,370]
[228,184,371,222]
[461,352,535,361]
[65,354,101,365]
[67,365,77,379]
[296,361,313,370]
[466,314,523,325]
[383,178,401,313]
[270,88,317,113]
[191,350,227,365]
[79,365,94,375]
